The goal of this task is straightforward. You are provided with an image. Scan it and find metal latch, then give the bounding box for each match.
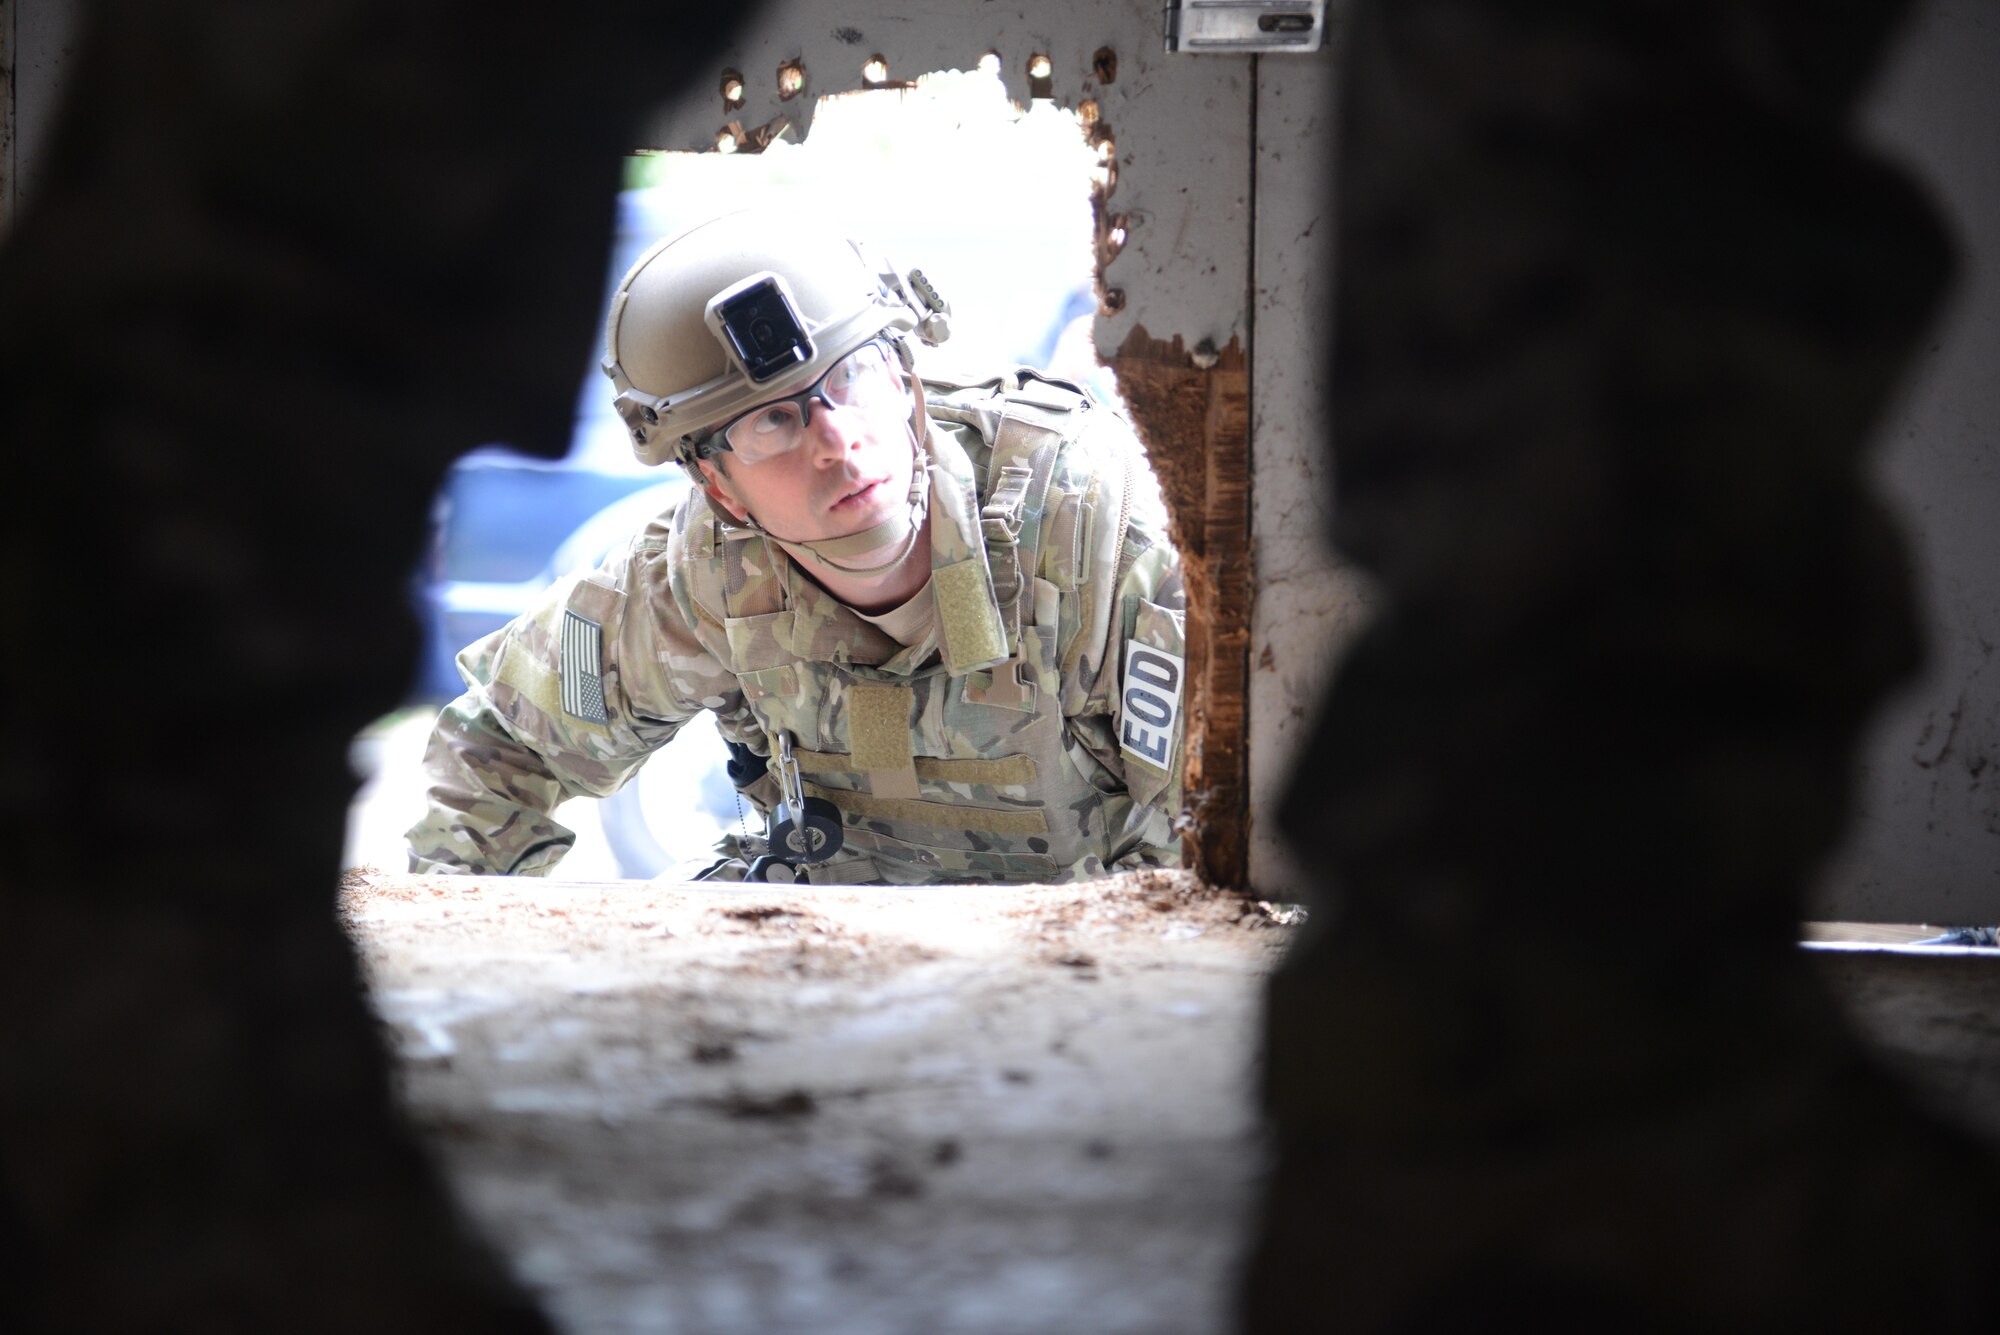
[745,730,845,883]
[1165,0,1328,53]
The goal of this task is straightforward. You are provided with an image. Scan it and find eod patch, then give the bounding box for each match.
[1119,641,1185,772]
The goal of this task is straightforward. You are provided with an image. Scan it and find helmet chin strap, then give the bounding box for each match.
[768,476,927,576]
[737,377,934,579]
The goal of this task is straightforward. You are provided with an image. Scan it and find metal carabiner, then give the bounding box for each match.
[775,729,808,833]
[752,730,844,880]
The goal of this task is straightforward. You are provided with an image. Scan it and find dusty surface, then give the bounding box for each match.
[1808,942,2000,1151]
[339,870,1296,1334]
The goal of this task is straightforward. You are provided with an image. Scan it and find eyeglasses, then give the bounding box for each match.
[699,339,907,465]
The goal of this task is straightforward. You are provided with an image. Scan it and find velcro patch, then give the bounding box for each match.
[848,684,920,800]
[792,748,1038,787]
[560,611,610,724]
[804,782,1049,836]
[1119,642,1185,772]
[933,559,1008,670]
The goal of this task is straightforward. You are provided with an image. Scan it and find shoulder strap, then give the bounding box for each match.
[988,374,1089,601]
[675,488,788,630]
[959,377,1089,710]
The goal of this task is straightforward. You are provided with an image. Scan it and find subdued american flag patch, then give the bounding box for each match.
[560,611,610,724]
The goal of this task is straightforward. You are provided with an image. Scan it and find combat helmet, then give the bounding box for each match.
[603,210,951,469]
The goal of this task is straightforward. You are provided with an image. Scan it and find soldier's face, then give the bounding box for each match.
[696,369,918,545]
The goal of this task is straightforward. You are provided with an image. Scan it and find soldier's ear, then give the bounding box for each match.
[696,458,751,523]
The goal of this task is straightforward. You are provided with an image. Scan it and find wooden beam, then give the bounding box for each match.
[1111,325,1254,889]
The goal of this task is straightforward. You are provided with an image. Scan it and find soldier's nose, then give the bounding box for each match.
[806,404,864,461]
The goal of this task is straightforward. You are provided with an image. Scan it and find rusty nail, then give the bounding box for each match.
[1092,47,1118,85]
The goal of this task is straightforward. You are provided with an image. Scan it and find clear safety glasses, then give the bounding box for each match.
[705,339,907,465]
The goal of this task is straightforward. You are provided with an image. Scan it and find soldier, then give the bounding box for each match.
[407,211,1186,883]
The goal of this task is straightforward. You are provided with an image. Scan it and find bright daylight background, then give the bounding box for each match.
[345,62,1111,880]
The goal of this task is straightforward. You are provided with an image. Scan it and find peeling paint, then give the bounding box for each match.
[634,5,1254,362]
[1027,65,1055,99]
[776,58,807,100]
[715,114,791,155]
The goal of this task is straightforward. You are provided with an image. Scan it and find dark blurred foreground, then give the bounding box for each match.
[2,1,1996,1330]
[0,3,754,1327]
[1249,2,2000,1329]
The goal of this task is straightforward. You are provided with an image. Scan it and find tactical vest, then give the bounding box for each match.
[664,370,1156,884]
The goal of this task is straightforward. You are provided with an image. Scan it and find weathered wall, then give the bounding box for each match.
[0,0,8,222]
[1816,0,2000,922]
[0,0,77,218]
[1248,41,1370,896]
[633,2,1254,372]
[1241,0,2000,916]
[1241,0,2000,917]
[1246,0,2000,1325]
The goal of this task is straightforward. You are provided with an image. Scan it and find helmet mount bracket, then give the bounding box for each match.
[704,271,817,385]
[600,211,953,470]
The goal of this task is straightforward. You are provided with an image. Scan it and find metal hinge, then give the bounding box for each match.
[1165,0,1328,54]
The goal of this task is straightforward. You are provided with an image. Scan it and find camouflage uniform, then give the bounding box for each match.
[407,369,1186,883]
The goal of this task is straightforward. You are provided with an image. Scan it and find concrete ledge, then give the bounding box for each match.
[339,870,1293,1334]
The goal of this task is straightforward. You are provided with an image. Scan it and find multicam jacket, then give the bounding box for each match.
[407,369,1187,883]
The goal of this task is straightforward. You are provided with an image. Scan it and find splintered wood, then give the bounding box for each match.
[339,870,1298,1335]
[1111,327,1255,888]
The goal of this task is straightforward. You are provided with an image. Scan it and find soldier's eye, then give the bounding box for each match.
[828,359,864,394]
[829,347,891,404]
[748,405,798,436]
[726,402,805,461]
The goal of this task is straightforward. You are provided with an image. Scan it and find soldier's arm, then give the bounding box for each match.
[1061,423,1189,871]
[406,521,741,874]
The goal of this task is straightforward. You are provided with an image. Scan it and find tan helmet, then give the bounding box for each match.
[603,210,951,467]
